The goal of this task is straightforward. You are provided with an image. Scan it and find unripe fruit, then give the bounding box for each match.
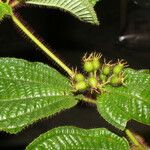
[83,61,93,72]
[110,75,122,86]
[75,81,87,91]
[99,74,107,82]
[102,65,111,76]
[74,73,85,82]
[92,58,100,70]
[88,77,98,88]
[113,63,124,74]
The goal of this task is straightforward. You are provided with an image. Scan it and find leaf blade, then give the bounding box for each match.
[89,0,100,6]
[97,68,150,130]
[0,58,77,133]
[25,0,99,25]
[26,126,130,150]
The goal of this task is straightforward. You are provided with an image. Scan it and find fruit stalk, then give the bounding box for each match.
[12,14,74,77]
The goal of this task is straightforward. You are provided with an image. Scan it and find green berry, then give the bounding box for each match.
[88,77,98,88]
[75,81,87,91]
[113,63,124,74]
[92,58,100,70]
[102,65,111,75]
[99,74,107,82]
[110,75,122,86]
[83,61,93,72]
[74,73,85,82]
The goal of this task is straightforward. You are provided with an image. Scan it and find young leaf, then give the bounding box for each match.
[0,58,78,134]
[0,2,12,20]
[25,0,99,25]
[97,68,150,130]
[26,126,130,150]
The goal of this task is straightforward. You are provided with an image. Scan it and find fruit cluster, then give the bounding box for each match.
[72,53,127,93]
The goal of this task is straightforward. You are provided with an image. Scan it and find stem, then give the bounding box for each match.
[94,70,97,78]
[125,129,146,150]
[6,0,10,4]
[10,1,19,7]
[12,14,74,77]
[79,97,96,104]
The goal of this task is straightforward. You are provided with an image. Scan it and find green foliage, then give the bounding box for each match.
[139,69,150,74]
[0,2,12,20]
[25,0,99,25]
[0,0,149,148]
[97,68,150,130]
[26,126,130,150]
[0,58,78,134]
[89,0,100,6]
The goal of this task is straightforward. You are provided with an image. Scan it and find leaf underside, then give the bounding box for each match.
[0,58,77,134]
[97,68,150,130]
[89,0,100,6]
[26,126,130,150]
[25,0,99,25]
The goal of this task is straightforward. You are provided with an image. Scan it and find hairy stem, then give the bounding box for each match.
[79,97,96,104]
[10,1,19,7]
[12,14,74,77]
[125,129,146,150]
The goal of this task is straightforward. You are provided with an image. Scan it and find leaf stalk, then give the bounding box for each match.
[79,97,96,104]
[125,129,146,150]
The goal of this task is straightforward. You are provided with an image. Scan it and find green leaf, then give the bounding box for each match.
[0,58,78,134]
[89,0,100,6]
[97,68,150,130]
[26,126,130,150]
[0,2,12,20]
[139,69,150,74]
[25,0,99,25]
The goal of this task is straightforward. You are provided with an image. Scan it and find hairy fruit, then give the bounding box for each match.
[75,81,87,91]
[74,73,85,82]
[102,65,111,76]
[83,61,93,72]
[110,75,123,86]
[113,63,124,74]
[92,58,100,70]
[88,77,98,88]
[99,74,107,82]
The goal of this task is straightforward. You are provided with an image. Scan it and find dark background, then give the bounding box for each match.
[0,0,150,149]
